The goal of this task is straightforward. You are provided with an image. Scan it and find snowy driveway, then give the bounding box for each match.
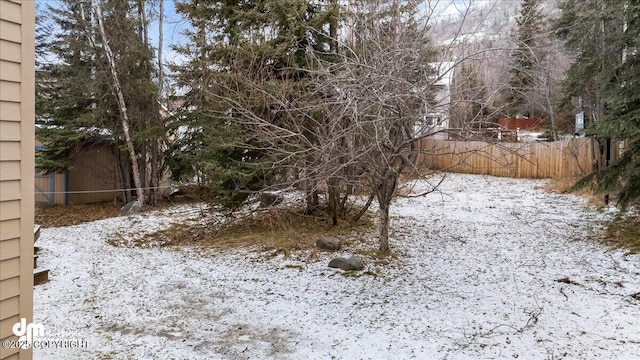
[34,174,640,359]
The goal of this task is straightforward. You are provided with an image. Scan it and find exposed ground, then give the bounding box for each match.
[35,195,201,228]
[36,201,121,228]
[33,174,640,359]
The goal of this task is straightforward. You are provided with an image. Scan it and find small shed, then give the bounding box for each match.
[36,138,172,205]
[35,142,124,204]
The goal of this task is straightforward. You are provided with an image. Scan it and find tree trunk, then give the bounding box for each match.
[150,0,163,206]
[117,146,131,203]
[378,203,390,252]
[376,171,398,253]
[352,192,374,223]
[329,0,338,52]
[149,139,159,205]
[327,178,339,225]
[305,186,320,214]
[122,151,132,203]
[158,0,164,100]
[140,142,147,198]
[544,72,559,141]
[94,1,145,207]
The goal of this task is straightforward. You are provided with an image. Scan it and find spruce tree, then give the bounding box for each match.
[556,1,640,208]
[36,0,163,203]
[36,0,111,173]
[171,0,338,209]
[507,0,546,118]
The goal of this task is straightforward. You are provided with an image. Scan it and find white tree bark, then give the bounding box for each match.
[93,1,145,206]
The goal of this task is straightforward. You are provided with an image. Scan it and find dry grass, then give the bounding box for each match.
[544,178,640,253]
[603,212,640,254]
[35,197,200,228]
[35,202,121,228]
[151,207,374,254]
[543,177,607,208]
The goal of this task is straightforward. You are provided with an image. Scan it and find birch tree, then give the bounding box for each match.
[37,0,163,205]
[92,1,145,206]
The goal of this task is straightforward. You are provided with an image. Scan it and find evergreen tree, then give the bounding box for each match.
[554,0,619,125]
[556,1,640,208]
[171,0,338,209]
[507,0,546,118]
[36,0,163,203]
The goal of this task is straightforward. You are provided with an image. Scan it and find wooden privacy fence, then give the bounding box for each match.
[416,138,594,179]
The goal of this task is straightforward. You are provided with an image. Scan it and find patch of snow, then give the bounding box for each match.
[34,173,640,359]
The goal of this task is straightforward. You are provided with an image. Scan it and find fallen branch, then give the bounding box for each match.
[555,277,581,286]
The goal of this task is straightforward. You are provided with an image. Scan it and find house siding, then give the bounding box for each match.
[0,1,35,360]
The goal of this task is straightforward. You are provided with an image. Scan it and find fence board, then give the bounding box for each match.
[417,138,594,179]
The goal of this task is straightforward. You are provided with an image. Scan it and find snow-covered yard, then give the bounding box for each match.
[33,174,640,359]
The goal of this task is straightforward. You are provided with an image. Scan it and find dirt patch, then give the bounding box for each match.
[36,197,200,228]
[36,202,121,228]
[149,207,374,254]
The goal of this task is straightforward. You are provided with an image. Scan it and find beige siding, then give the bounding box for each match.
[0,0,19,23]
[0,100,20,120]
[0,352,18,360]
[0,277,19,301]
[0,296,19,320]
[0,257,19,280]
[0,40,20,63]
[0,81,20,102]
[0,238,19,260]
[0,219,19,241]
[0,161,20,181]
[0,121,20,140]
[0,60,19,83]
[0,1,35,359]
[0,180,20,201]
[0,141,20,160]
[0,20,21,42]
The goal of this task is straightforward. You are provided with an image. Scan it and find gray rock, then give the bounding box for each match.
[121,201,142,216]
[316,236,342,251]
[259,192,284,208]
[328,256,364,271]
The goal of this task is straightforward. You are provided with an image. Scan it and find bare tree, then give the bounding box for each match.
[175,0,573,253]
[202,0,449,252]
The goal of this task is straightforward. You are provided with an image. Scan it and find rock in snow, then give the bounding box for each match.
[258,192,284,208]
[120,201,142,216]
[32,173,640,360]
[315,236,342,250]
[328,256,364,271]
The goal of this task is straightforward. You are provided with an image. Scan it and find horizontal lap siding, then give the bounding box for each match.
[0,121,20,140]
[0,238,19,260]
[0,1,34,359]
[0,296,19,320]
[0,101,20,120]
